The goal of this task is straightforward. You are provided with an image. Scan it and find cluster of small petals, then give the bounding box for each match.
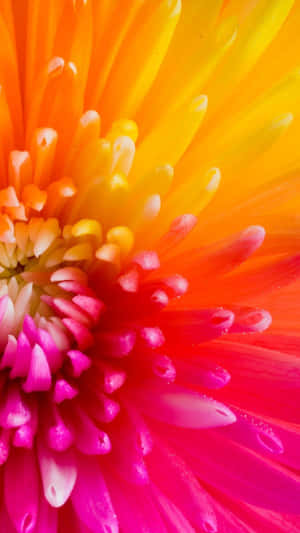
[0,1,297,533]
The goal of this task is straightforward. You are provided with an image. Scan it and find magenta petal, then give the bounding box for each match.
[148,442,217,532]
[0,428,10,464]
[72,294,105,324]
[150,484,196,533]
[46,407,74,452]
[23,344,52,393]
[0,384,31,428]
[1,335,17,369]
[13,404,37,448]
[71,457,119,533]
[105,469,167,533]
[95,361,127,394]
[138,327,165,349]
[160,309,235,343]
[53,378,78,403]
[72,407,111,455]
[62,318,94,350]
[215,408,284,456]
[10,332,32,378]
[35,498,57,533]
[22,315,38,343]
[96,329,136,357]
[0,505,16,533]
[84,392,120,423]
[57,280,94,296]
[152,354,176,381]
[5,448,39,533]
[110,411,149,485]
[175,359,231,389]
[38,442,77,508]
[134,381,236,428]
[176,428,300,513]
[66,350,91,377]
[37,329,62,372]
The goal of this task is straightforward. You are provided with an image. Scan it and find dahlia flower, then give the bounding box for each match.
[0,0,299,531]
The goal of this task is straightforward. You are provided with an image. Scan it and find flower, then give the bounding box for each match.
[0,0,299,531]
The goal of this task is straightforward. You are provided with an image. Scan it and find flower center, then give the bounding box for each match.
[0,215,139,457]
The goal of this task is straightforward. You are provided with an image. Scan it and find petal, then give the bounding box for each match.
[38,442,77,508]
[150,484,196,533]
[133,381,236,428]
[71,457,119,533]
[105,469,168,533]
[148,441,217,532]
[5,448,39,533]
[172,427,300,513]
[35,498,57,533]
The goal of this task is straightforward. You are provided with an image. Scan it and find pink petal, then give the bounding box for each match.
[229,307,272,334]
[160,309,235,344]
[23,344,52,393]
[0,428,11,464]
[95,330,136,357]
[72,294,105,324]
[53,378,78,403]
[110,410,149,485]
[71,457,119,533]
[132,250,160,271]
[35,498,57,533]
[38,442,77,508]
[66,350,91,377]
[137,327,165,349]
[160,274,189,297]
[150,484,196,533]
[58,280,94,296]
[46,406,74,452]
[174,427,300,513]
[50,267,88,284]
[72,407,111,455]
[175,359,231,389]
[0,384,31,428]
[158,214,198,256]
[51,297,92,326]
[117,267,140,293]
[148,442,217,532]
[10,332,32,378]
[62,318,94,350]
[37,328,62,372]
[105,469,167,533]
[152,354,176,382]
[93,361,126,394]
[22,315,38,343]
[83,391,120,424]
[13,404,37,448]
[134,381,236,428]
[215,408,284,456]
[0,505,16,533]
[1,335,17,369]
[5,448,39,533]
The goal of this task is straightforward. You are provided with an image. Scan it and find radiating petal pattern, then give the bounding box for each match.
[0,1,297,532]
